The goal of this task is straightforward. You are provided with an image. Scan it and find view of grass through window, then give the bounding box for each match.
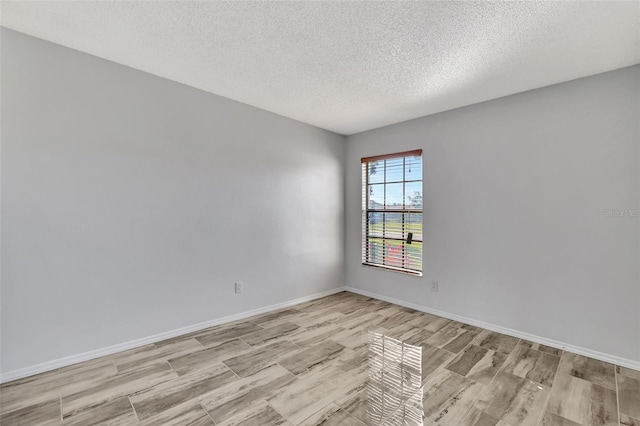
[361,150,423,274]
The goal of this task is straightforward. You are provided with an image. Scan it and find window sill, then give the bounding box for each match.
[361,262,423,277]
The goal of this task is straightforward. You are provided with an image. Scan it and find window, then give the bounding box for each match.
[362,150,423,275]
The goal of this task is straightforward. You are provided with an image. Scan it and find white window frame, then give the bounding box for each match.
[361,150,423,276]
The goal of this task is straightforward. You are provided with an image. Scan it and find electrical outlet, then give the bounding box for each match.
[235,281,243,294]
[431,281,438,292]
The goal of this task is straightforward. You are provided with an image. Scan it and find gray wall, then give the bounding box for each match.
[2,27,639,376]
[346,65,640,363]
[1,29,345,374]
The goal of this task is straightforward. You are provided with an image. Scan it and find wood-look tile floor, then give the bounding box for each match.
[1,291,638,426]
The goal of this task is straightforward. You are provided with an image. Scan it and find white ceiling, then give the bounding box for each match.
[2,1,639,135]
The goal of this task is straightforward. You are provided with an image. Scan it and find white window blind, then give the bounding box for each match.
[362,150,423,275]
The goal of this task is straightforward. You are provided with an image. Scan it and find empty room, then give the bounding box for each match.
[1,1,639,425]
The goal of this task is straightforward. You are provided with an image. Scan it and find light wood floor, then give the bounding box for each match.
[1,291,638,425]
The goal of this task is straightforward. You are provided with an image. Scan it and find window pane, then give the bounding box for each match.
[405,181,422,209]
[384,212,403,239]
[385,158,404,183]
[368,184,384,208]
[405,156,422,181]
[385,241,405,268]
[382,241,422,270]
[385,183,403,208]
[406,213,423,242]
[368,160,384,184]
[368,212,384,238]
[367,239,384,264]
[405,242,422,271]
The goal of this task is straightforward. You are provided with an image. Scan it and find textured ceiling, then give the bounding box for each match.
[2,1,639,135]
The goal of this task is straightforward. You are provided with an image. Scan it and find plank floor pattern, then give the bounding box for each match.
[1,291,638,425]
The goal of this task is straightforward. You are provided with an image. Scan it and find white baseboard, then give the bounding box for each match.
[345,286,640,371]
[4,285,637,383]
[0,287,346,384]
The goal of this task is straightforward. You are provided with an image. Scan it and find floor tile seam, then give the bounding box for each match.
[198,399,217,425]
[293,401,335,426]
[61,363,177,422]
[221,361,241,380]
[537,350,565,426]
[615,364,621,426]
[304,400,368,426]
[459,338,524,424]
[505,343,564,388]
[127,395,140,423]
[0,392,67,418]
[555,367,618,392]
[260,397,290,425]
